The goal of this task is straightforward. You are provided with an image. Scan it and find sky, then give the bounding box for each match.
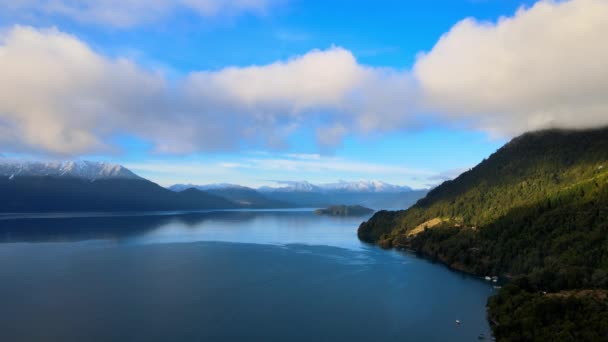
[0,0,607,188]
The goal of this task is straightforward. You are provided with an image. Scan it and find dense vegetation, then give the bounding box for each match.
[488,286,608,341]
[358,128,608,341]
[314,205,374,217]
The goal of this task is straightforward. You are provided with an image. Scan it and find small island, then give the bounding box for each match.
[314,205,375,217]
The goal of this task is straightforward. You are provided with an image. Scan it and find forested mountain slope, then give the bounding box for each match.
[358,128,608,341]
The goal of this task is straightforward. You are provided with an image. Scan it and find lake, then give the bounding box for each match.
[0,210,494,341]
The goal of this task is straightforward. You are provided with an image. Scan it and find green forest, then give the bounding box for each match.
[358,128,608,341]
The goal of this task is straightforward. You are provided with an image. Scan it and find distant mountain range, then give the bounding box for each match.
[258,180,412,193]
[170,180,426,209]
[0,160,426,212]
[171,180,413,194]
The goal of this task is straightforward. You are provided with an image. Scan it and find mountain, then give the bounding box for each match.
[259,180,411,193]
[259,180,424,209]
[169,184,289,208]
[259,181,321,192]
[169,181,426,210]
[358,128,608,341]
[322,180,412,193]
[0,161,237,212]
[0,160,141,180]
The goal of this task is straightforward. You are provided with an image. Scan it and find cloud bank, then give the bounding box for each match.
[415,0,608,136]
[1,0,607,155]
[0,26,415,154]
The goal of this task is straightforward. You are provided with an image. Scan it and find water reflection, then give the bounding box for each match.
[0,210,370,249]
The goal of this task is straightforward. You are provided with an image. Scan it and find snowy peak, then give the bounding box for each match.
[259,180,412,193]
[259,181,321,193]
[0,160,141,181]
[322,180,412,193]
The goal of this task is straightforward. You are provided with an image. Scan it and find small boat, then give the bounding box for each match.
[484,276,491,281]
[455,320,461,325]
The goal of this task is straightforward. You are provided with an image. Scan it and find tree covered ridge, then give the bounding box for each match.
[358,127,608,341]
[359,127,608,243]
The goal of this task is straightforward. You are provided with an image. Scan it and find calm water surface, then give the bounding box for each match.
[0,210,494,341]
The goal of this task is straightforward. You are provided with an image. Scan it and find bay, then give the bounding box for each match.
[0,210,494,341]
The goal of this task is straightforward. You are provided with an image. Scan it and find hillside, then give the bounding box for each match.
[205,187,290,208]
[358,128,608,341]
[170,184,290,208]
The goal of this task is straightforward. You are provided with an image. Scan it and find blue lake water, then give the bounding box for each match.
[0,210,494,341]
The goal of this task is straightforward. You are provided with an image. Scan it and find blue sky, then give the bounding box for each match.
[0,0,605,188]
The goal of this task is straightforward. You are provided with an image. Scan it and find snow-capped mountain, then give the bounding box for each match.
[321,180,412,193]
[258,180,412,193]
[167,180,422,209]
[0,160,141,181]
[258,181,321,193]
[255,180,425,209]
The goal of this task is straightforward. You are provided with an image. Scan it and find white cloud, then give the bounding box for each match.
[0,27,414,155]
[1,0,608,156]
[185,47,368,113]
[1,0,280,27]
[185,47,417,148]
[0,26,167,154]
[415,0,608,136]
